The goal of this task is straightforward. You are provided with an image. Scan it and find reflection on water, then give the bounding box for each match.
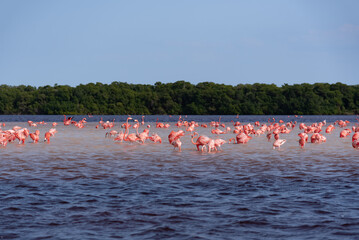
[1,116,359,239]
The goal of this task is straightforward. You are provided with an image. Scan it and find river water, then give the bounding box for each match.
[1,115,358,239]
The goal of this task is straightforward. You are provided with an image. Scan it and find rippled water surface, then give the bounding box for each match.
[1,115,359,239]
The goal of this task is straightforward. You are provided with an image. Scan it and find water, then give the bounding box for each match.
[1,115,359,239]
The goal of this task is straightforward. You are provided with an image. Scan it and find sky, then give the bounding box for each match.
[0,0,358,87]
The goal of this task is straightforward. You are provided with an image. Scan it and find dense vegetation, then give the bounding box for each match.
[0,81,358,115]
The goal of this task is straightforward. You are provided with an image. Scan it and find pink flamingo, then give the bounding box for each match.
[137,128,150,144]
[149,133,162,143]
[132,120,140,129]
[114,131,125,142]
[340,129,351,138]
[0,134,10,146]
[211,127,228,135]
[44,132,52,143]
[202,139,217,153]
[231,120,241,126]
[106,130,118,138]
[49,128,57,135]
[102,121,111,129]
[298,133,309,142]
[168,130,185,144]
[28,121,37,127]
[122,117,140,143]
[214,138,226,151]
[121,117,132,130]
[124,133,139,143]
[352,132,359,142]
[229,132,252,144]
[353,140,359,149]
[171,138,182,152]
[175,116,183,128]
[274,133,280,140]
[299,138,306,148]
[156,118,165,128]
[325,124,335,133]
[186,123,196,133]
[29,130,40,143]
[15,128,29,144]
[191,132,211,151]
[13,126,22,131]
[141,116,145,125]
[63,115,72,126]
[273,139,286,149]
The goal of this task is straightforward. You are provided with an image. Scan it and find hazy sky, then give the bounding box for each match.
[1,0,358,87]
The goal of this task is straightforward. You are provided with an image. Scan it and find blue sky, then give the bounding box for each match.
[0,0,358,87]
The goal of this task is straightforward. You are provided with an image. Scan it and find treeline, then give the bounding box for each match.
[0,81,358,115]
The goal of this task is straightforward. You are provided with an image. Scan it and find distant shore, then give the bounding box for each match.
[0,81,358,115]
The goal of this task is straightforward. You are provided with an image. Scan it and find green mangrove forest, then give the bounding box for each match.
[0,81,358,115]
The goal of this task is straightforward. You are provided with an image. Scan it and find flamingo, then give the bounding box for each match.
[137,129,150,144]
[27,121,37,127]
[171,138,182,152]
[29,130,40,143]
[156,118,165,128]
[121,117,132,130]
[273,139,286,149]
[298,133,308,142]
[274,133,280,140]
[124,133,139,143]
[15,128,29,144]
[123,129,139,143]
[141,116,145,125]
[0,133,10,146]
[340,129,351,138]
[202,139,217,153]
[114,131,125,142]
[63,115,72,126]
[231,120,241,126]
[168,130,185,144]
[230,132,252,144]
[214,138,226,151]
[44,132,52,143]
[352,132,359,142]
[102,121,111,129]
[191,132,211,151]
[132,120,140,129]
[353,140,359,149]
[123,117,139,143]
[46,128,57,137]
[106,130,118,138]
[149,133,162,143]
[211,128,228,135]
[299,138,306,148]
[325,124,335,133]
[175,116,183,128]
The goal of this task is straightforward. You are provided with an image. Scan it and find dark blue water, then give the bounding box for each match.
[1,115,359,239]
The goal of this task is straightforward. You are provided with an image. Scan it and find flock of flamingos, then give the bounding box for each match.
[0,115,358,151]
